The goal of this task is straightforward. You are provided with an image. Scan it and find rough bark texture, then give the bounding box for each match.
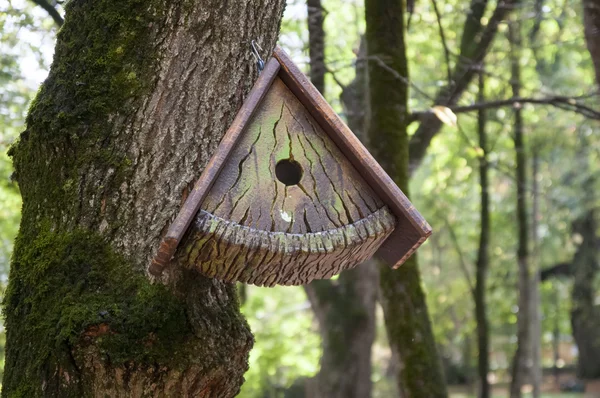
[3,0,285,396]
[509,18,531,398]
[303,36,378,398]
[475,70,491,398]
[570,212,600,379]
[583,0,600,89]
[365,0,447,396]
[408,0,521,173]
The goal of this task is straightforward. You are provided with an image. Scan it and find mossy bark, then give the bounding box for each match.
[364,0,447,396]
[3,0,285,396]
[570,212,600,379]
[304,264,378,398]
[508,18,531,398]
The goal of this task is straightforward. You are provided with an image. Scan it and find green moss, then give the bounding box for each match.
[2,227,195,396]
[10,0,167,227]
[4,0,254,395]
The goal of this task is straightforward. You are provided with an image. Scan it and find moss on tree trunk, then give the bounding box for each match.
[365,0,447,396]
[3,0,285,396]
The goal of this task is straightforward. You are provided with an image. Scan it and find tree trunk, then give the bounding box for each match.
[572,0,600,380]
[530,150,542,397]
[2,0,285,396]
[475,70,491,398]
[509,18,531,398]
[307,0,325,95]
[570,212,600,379]
[305,265,378,398]
[365,0,447,396]
[583,0,600,89]
[304,32,377,397]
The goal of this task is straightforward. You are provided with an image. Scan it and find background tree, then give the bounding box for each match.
[475,69,491,398]
[508,17,532,398]
[365,0,447,395]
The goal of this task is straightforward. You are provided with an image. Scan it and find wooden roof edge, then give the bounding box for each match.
[149,57,281,276]
[272,46,432,239]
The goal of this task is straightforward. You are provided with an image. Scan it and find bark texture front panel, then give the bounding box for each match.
[180,78,396,285]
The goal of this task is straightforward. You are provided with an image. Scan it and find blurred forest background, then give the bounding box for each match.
[1,0,599,397]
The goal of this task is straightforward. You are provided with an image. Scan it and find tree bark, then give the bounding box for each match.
[2,0,285,396]
[305,265,378,398]
[509,18,531,398]
[570,212,600,379]
[475,70,491,398]
[303,34,377,398]
[583,0,600,89]
[573,2,600,379]
[307,0,325,95]
[365,0,447,396]
[530,150,542,398]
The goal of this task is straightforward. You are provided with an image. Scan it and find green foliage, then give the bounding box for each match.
[239,285,320,397]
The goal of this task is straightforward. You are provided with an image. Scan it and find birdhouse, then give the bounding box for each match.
[150,46,431,286]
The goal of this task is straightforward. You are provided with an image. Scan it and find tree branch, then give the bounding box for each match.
[408,0,521,174]
[442,217,475,296]
[30,0,64,27]
[431,0,452,84]
[540,262,572,281]
[365,55,434,101]
[411,94,600,121]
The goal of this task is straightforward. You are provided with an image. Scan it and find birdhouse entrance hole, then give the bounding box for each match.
[150,46,432,287]
[275,158,303,186]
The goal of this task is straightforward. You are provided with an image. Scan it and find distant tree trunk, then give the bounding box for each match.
[573,0,600,380]
[307,0,325,95]
[303,12,376,396]
[305,266,378,398]
[583,0,600,88]
[509,18,531,398]
[365,0,447,396]
[530,150,542,397]
[570,211,600,379]
[475,70,491,398]
[2,0,285,396]
[571,126,600,379]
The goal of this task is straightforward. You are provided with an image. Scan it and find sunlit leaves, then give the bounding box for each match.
[431,105,458,127]
[239,286,320,396]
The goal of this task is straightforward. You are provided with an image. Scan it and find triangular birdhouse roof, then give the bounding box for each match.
[150,46,431,278]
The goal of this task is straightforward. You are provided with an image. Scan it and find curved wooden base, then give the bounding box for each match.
[178,207,396,286]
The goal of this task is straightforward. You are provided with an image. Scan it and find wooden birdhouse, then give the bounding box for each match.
[150,46,431,286]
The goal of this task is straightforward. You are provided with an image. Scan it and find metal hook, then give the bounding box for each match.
[251,40,265,73]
